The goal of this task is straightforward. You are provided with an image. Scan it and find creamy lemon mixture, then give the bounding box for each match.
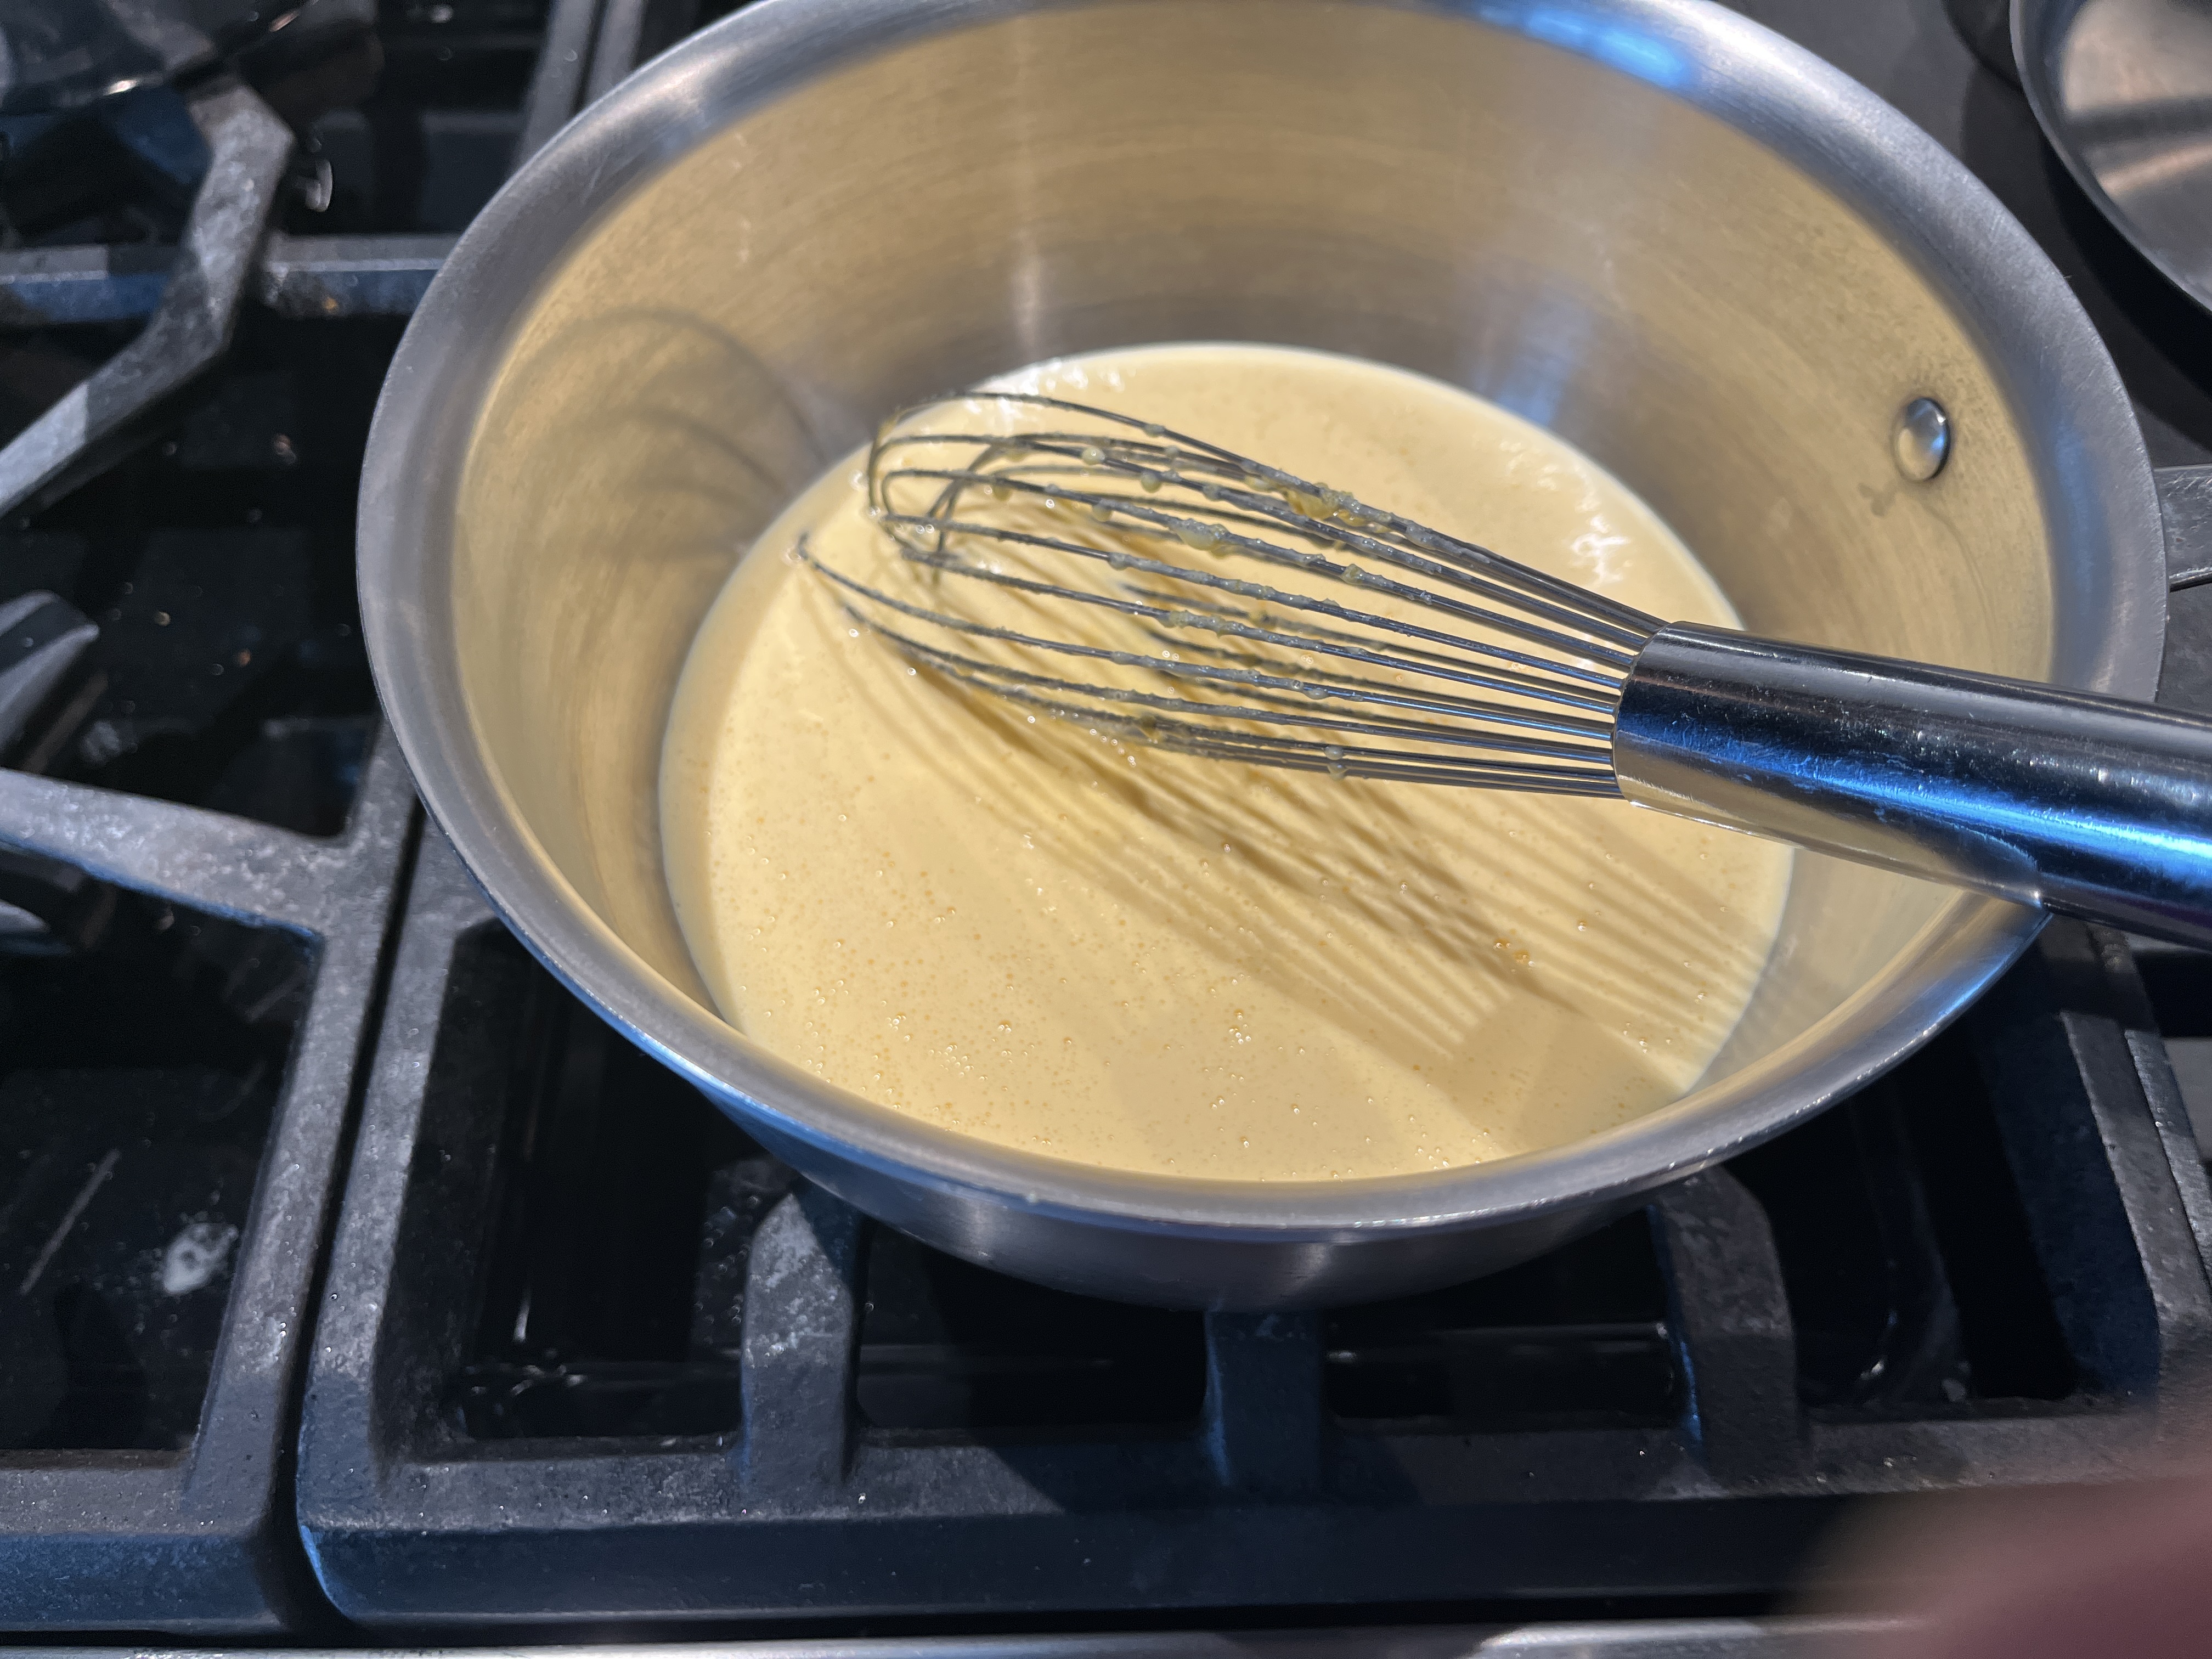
[662,343,1792,1180]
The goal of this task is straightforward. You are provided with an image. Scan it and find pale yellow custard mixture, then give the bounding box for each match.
[662,343,1792,1181]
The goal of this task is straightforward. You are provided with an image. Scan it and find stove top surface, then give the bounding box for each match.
[1,0,2210,1650]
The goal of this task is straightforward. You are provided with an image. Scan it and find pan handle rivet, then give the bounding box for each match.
[1892,397,1950,482]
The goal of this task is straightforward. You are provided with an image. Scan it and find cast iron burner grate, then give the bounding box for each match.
[0,725,410,1632]
[294,832,2212,1628]
[0,878,309,1455]
[1323,1215,1681,1432]
[0,0,708,1627]
[0,215,412,1639]
[0,1061,281,1453]
[7,0,2212,1644]
[2,311,396,828]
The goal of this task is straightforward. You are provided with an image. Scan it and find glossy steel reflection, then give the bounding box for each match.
[2019,0,2212,314]
[358,0,2164,1307]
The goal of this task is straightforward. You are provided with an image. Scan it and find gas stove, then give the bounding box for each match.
[0,0,2209,1652]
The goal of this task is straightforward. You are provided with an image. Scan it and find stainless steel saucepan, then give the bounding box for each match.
[357,0,2182,1308]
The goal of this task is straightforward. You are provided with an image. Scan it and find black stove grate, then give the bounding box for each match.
[1323,1213,1680,1432]
[856,1229,1212,1437]
[1728,1036,2083,1416]
[2,312,396,832]
[292,833,2212,1628]
[444,923,757,1443]
[0,878,312,1441]
[0,733,411,1632]
[3,0,2212,1641]
[0,1060,280,1452]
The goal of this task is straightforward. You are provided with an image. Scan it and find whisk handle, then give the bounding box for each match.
[1613,622,2212,949]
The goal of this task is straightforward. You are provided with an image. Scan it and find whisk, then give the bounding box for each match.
[804,392,2212,949]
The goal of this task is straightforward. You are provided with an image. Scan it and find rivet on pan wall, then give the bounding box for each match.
[1892,397,1951,482]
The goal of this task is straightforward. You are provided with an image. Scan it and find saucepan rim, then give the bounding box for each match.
[356,0,2164,1244]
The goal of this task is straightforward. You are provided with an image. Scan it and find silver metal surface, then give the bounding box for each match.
[2017,0,2212,314]
[3,1624,1904,1658]
[358,0,2165,1308]
[0,77,291,517]
[841,396,2212,944]
[832,393,1651,793]
[1617,620,2212,945]
[1891,396,1951,480]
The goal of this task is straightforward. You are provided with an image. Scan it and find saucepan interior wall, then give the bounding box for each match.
[450,0,2052,1097]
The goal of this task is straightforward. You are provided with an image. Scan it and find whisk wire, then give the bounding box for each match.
[888,529,1624,716]
[877,500,1638,711]
[883,466,1648,667]
[871,405,1662,641]
[803,545,1618,770]
[806,392,1667,792]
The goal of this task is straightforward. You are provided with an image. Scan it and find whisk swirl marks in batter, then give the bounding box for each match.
[662,343,1792,1181]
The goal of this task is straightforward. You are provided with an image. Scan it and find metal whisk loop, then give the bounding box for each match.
[802,545,1620,777]
[806,391,1667,793]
